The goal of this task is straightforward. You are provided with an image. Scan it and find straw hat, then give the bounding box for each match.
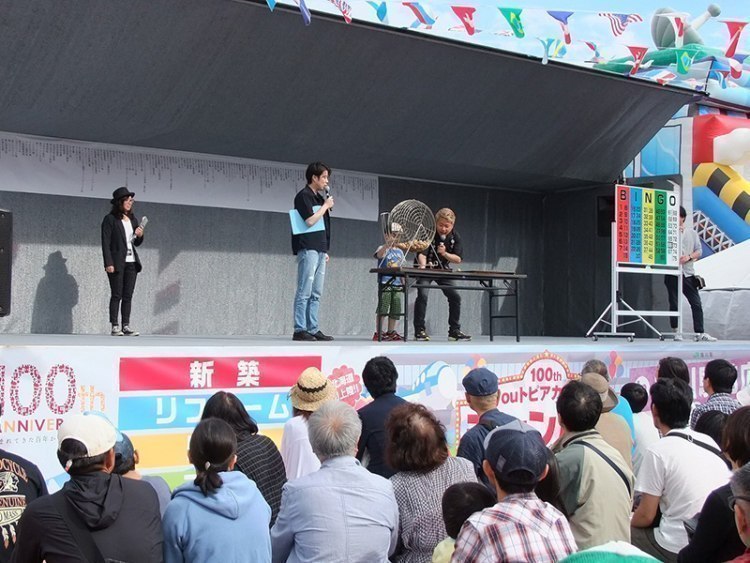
[290,367,336,412]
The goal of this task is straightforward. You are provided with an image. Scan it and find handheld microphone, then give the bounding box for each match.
[325,187,332,214]
[132,216,148,242]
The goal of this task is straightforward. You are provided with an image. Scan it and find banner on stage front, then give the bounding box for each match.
[616,184,679,267]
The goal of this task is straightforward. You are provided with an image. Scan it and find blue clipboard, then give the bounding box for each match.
[290,206,324,235]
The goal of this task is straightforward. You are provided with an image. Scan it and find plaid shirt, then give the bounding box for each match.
[452,493,577,563]
[690,393,742,429]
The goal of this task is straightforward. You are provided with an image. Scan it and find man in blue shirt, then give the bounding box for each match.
[271,401,399,562]
[457,367,517,487]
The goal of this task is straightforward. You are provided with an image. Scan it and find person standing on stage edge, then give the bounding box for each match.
[101,187,144,337]
[414,208,471,341]
[664,206,716,342]
[291,162,335,342]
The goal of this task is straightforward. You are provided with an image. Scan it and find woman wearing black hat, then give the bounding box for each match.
[101,187,144,336]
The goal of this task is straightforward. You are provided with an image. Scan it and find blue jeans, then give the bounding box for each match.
[294,250,327,333]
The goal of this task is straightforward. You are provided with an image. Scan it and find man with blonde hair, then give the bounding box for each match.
[413,207,470,341]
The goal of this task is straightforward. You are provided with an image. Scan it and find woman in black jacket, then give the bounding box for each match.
[101,187,144,336]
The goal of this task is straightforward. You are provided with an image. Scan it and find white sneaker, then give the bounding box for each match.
[673,334,683,341]
[697,333,717,342]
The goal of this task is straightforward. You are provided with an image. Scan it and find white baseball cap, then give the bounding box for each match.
[58,413,117,458]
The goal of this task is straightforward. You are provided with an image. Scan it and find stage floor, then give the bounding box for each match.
[2,332,750,351]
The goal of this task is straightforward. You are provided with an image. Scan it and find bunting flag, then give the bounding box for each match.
[675,49,695,75]
[710,69,729,89]
[451,6,477,35]
[582,41,604,63]
[403,2,436,29]
[328,0,352,23]
[265,0,276,11]
[598,13,643,37]
[710,57,745,80]
[658,13,686,48]
[722,21,749,58]
[366,1,388,23]
[649,70,678,85]
[499,7,524,38]
[538,37,567,64]
[293,0,312,25]
[547,11,573,44]
[626,46,649,75]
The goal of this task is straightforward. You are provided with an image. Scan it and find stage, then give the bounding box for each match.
[2,333,749,491]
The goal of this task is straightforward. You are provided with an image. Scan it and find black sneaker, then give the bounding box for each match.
[448,329,472,341]
[292,331,316,341]
[111,325,124,336]
[312,330,334,341]
[122,326,139,336]
[415,329,430,341]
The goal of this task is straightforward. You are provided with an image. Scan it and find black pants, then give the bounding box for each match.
[413,278,461,332]
[664,274,704,333]
[108,263,138,325]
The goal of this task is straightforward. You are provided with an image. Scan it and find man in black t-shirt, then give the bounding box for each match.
[12,413,163,563]
[0,448,47,563]
[413,208,471,341]
[291,161,335,341]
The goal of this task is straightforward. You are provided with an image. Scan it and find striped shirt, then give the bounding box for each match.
[690,393,742,430]
[452,493,577,563]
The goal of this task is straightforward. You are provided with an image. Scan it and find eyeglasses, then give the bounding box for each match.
[728,494,750,511]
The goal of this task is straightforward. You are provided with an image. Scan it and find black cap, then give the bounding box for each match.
[111,186,135,204]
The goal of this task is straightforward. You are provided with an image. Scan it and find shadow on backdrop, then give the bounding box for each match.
[31,251,79,334]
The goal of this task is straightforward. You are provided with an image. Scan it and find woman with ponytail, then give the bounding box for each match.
[162,418,272,562]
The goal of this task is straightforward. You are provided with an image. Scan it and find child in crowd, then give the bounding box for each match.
[162,418,272,563]
[414,208,470,341]
[374,228,405,341]
[432,482,495,563]
[620,382,660,475]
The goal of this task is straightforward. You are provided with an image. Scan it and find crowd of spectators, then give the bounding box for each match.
[2,353,750,562]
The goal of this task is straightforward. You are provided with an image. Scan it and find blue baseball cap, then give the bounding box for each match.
[462,367,499,396]
[483,420,548,485]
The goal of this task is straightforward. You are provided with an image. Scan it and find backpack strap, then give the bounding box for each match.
[571,440,632,497]
[52,492,106,563]
[664,432,731,469]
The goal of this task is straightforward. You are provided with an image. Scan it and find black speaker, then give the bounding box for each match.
[0,210,11,317]
[597,196,615,237]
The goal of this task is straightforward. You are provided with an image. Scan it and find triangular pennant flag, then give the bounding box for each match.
[598,13,643,37]
[710,69,729,89]
[538,38,567,64]
[547,11,574,44]
[721,21,748,58]
[626,46,649,75]
[651,70,678,85]
[403,2,436,29]
[657,13,686,48]
[265,0,276,11]
[293,0,312,25]
[581,41,604,63]
[451,6,477,36]
[366,1,388,23]
[499,8,524,38]
[675,49,695,74]
[328,0,352,23]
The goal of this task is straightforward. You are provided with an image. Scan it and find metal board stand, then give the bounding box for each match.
[586,222,681,341]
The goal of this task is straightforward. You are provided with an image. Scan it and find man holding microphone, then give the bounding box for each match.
[291,162,335,341]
